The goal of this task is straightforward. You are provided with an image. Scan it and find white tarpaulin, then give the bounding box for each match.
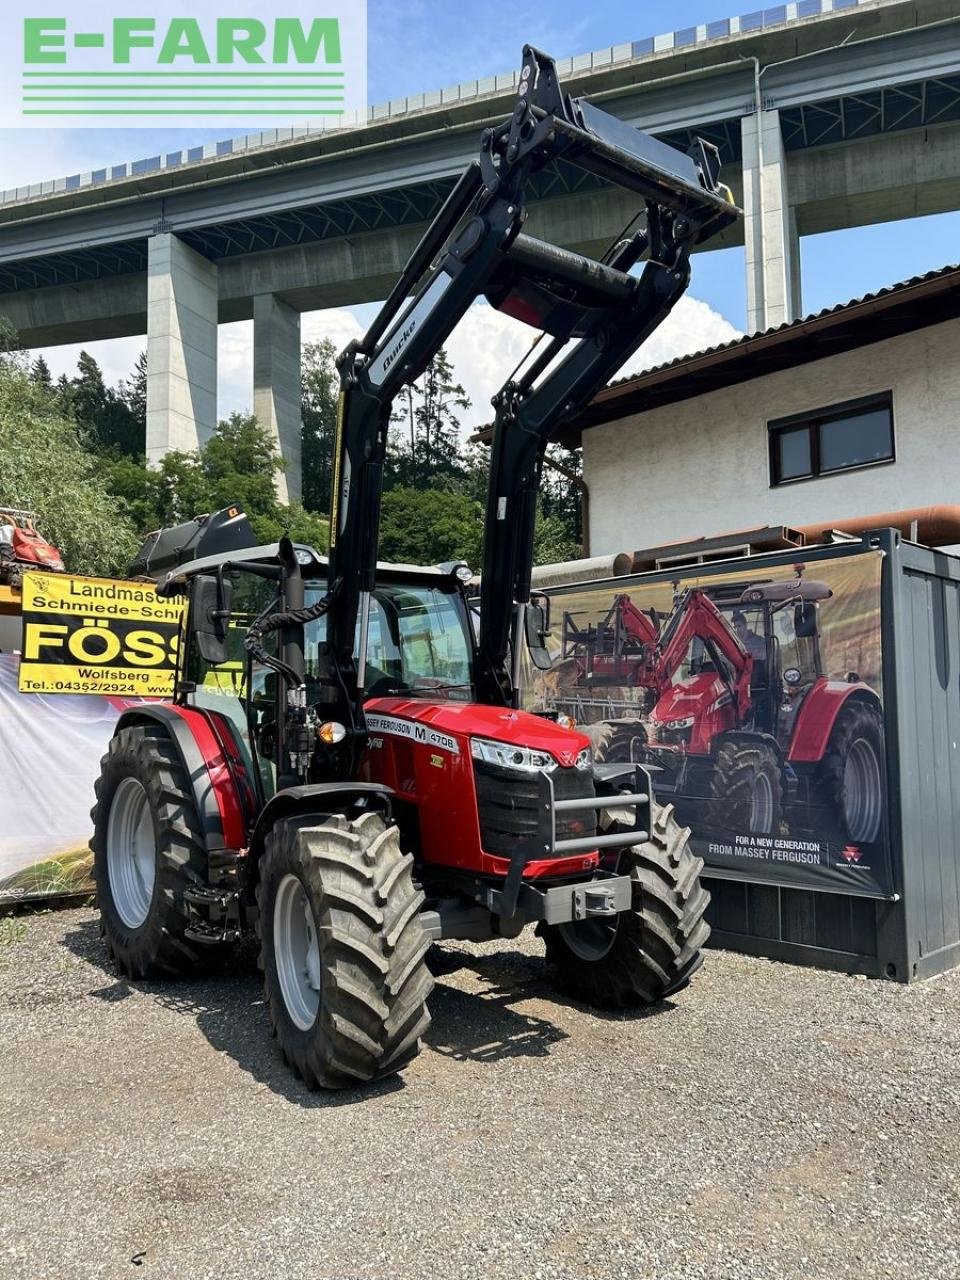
[0,652,136,901]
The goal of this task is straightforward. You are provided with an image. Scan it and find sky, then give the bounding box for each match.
[2,0,958,430]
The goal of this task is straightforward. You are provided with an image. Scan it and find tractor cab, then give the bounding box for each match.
[167,540,478,803]
[707,577,833,740]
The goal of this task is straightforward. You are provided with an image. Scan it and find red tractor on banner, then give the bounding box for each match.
[577,572,884,846]
[0,508,65,587]
[89,48,739,1089]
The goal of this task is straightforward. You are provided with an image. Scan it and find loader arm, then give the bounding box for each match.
[654,588,754,721]
[324,44,740,739]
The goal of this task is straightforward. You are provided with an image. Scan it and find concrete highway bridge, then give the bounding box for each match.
[0,0,957,499]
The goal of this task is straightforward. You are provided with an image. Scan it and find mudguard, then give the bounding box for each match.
[787,683,881,763]
[111,705,247,852]
[248,783,394,858]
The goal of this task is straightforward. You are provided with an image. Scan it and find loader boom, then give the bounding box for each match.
[325,45,740,742]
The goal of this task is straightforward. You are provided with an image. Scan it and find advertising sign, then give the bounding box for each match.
[525,550,893,898]
[18,571,183,697]
[0,1,367,130]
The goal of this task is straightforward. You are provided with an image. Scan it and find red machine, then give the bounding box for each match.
[89,49,739,1090]
[0,508,65,586]
[632,573,884,845]
[562,593,660,685]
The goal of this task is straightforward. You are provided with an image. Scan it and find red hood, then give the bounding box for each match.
[366,696,592,765]
[650,673,726,724]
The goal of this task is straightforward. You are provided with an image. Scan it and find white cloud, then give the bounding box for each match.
[33,293,740,437]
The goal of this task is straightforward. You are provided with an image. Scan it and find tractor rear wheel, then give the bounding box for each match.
[541,801,710,1006]
[818,701,885,844]
[257,811,434,1089]
[710,739,782,835]
[91,724,211,978]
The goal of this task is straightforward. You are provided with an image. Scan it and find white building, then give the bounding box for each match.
[566,266,960,556]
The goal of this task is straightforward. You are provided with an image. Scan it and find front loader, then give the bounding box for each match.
[91,47,740,1088]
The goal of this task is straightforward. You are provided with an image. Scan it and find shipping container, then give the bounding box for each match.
[529,528,960,981]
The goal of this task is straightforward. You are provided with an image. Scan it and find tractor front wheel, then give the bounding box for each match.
[257,811,434,1089]
[91,725,212,978]
[710,739,782,836]
[541,801,710,1006]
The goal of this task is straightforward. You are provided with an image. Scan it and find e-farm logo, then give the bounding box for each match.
[1,2,366,127]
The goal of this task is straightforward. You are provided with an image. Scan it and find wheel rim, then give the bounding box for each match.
[557,915,619,962]
[749,770,775,834]
[273,873,322,1031]
[106,776,156,929]
[844,737,883,843]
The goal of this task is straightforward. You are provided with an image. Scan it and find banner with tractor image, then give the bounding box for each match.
[524,550,893,898]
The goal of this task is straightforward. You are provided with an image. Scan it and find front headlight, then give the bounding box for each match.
[662,715,695,730]
[470,737,557,773]
[574,747,592,770]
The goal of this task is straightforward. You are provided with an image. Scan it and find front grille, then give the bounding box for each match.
[473,760,597,858]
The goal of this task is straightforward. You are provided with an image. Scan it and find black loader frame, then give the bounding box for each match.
[321,44,737,760]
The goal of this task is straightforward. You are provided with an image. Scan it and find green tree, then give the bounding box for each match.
[30,354,51,386]
[117,350,148,436]
[0,354,138,576]
[387,349,470,489]
[301,338,339,514]
[69,349,142,456]
[378,487,482,569]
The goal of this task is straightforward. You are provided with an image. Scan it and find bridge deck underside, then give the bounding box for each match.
[1,72,959,308]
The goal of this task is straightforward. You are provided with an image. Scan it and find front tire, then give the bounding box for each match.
[91,725,210,978]
[710,739,782,835]
[257,811,434,1089]
[542,802,710,1006]
[591,719,648,765]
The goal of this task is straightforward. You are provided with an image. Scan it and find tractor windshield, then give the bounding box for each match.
[303,578,474,701]
[183,569,475,718]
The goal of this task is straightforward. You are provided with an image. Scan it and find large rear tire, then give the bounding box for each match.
[710,738,782,835]
[542,801,710,1006]
[817,700,885,844]
[257,811,434,1089]
[91,725,211,978]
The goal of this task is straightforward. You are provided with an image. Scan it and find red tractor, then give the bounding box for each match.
[596,573,885,846]
[0,507,65,587]
[90,47,738,1089]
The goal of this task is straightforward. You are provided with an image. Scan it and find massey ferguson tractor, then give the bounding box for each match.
[90,47,739,1089]
[586,572,885,847]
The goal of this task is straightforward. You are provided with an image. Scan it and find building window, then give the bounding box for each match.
[768,393,894,486]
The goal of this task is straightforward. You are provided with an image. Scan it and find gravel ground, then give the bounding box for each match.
[1,906,959,1280]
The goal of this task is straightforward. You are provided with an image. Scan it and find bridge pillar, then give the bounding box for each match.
[146,233,218,467]
[253,294,302,505]
[742,108,801,332]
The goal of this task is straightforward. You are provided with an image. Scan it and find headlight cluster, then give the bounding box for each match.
[661,715,694,730]
[470,737,592,773]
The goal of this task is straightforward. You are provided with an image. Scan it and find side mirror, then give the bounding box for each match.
[794,600,818,639]
[190,573,233,666]
[524,600,552,672]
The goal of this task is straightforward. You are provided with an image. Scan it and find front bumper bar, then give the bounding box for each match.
[498,764,653,918]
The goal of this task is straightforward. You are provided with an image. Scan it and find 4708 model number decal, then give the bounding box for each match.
[365,714,460,756]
